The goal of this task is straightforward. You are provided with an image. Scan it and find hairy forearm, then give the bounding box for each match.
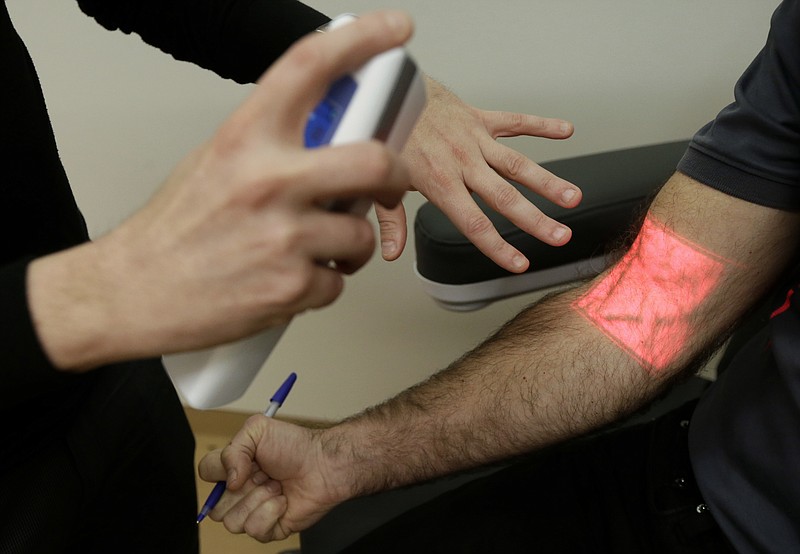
[325,287,678,496]
[322,172,800,498]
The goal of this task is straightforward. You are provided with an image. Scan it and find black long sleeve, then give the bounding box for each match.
[1,0,329,401]
[0,0,328,471]
[1,2,92,409]
[76,0,329,83]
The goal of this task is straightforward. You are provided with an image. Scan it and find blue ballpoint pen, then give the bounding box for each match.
[196,372,297,523]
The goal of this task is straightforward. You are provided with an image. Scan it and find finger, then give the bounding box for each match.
[198,449,227,482]
[469,172,573,248]
[374,203,408,261]
[290,142,409,209]
[410,165,532,272]
[221,415,270,490]
[483,111,574,140]
[245,259,344,321]
[240,11,413,137]
[283,210,376,267]
[208,474,261,521]
[221,480,283,535]
[244,495,290,543]
[260,208,375,280]
[481,140,582,208]
[444,193,531,272]
[292,215,377,277]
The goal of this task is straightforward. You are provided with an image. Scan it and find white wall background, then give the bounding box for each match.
[7,0,779,419]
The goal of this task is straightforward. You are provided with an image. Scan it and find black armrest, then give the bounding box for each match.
[414,140,690,309]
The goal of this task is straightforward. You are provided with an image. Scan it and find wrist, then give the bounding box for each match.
[316,425,383,501]
[26,238,129,371]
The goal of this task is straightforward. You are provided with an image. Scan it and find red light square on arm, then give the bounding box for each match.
[573,215,732,374]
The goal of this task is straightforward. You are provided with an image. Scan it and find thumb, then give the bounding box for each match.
[197,448,227,483]
[375,202,408,261]
[220,414,270,491]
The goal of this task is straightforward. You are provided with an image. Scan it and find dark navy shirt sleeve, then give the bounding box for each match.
[682,3,800,551]
[76,0,330,84]
[677,0,800,210]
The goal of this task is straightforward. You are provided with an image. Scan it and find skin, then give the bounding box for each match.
[199,172,800,542]
[27,12,415,371]
[379,77,579,272]
[573,213,740,374]
[26,10,580,372]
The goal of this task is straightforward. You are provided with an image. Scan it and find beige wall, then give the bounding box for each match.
[8,0,778,418]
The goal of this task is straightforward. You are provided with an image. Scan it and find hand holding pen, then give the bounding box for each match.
[197,372,297,523]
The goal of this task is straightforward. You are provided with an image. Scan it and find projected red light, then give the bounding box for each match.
[573,216,730,374]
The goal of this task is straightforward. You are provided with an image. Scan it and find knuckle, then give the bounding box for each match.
[379,216,400,236]
[247,412,265,424]
[219,446,235,467]
[279,266,315,305]
[538,172,561,195]
[429,165,456,192]
[244,517,272,543]
[232,176,280,210]
[244,526,266,543]
[492,183,520,212]
[527,209,548,230]
[251,265,314,315]
[252,157,307,202]
[213,118,248,158]
[488,237,512,259]
[502,151,526,180]
[226,160,305,210]
[254,220,296,261]
[535,116,552,133]
[335,223,375,275]
[223,517,243,535]
[284,38,326,76]
[465,213,494,237]
[449,144,471,166]
[507,111,528,133]
[319,274,344,305]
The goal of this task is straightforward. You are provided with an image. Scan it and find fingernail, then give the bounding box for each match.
[382,240,397,256]
[562,189,576,204]
[511,255,527,270]
[385,11,407,33]
[561,122,572,134]
[227,469,238,485]
[252,472,269,486]
[552,226,568,242]
[265,480,282,495]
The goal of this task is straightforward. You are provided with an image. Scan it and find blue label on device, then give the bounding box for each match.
[304,75,357,148]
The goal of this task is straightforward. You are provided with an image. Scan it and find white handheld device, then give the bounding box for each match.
[163,14,427,409]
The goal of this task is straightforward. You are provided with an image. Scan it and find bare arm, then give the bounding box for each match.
[204,172,800,541]
[324,172,800,493]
